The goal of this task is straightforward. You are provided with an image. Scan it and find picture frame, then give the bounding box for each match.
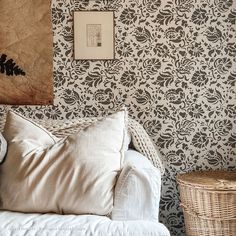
[74,11,115,60]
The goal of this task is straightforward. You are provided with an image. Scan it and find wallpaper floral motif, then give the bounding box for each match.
[0,0,236,235]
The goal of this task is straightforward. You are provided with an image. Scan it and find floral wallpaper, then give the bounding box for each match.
[1,0,236,235]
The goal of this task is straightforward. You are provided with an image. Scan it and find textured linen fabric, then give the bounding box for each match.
[0,210,170,236]
[112,150,161,221]
[0,110,127,215]
[0,133,7,163]
[0,114,164,175]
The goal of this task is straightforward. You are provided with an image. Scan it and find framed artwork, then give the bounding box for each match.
[74,11,115,60]
[0,0,53,105]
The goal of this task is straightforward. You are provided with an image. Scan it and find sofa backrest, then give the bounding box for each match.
[0,113,165,175]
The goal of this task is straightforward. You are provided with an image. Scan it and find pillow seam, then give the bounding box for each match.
[9,111,57,143]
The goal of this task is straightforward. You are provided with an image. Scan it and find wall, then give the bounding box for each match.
[1,0,236,235]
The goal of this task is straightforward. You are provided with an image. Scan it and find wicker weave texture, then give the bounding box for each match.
[177,171,236,236]
[182,208,236,236]
[179,185,236,219]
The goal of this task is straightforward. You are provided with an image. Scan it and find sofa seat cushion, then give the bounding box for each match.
[0,210,170,236]
[0,110,127,215]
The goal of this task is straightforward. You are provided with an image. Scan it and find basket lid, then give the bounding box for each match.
[177,171,236,190]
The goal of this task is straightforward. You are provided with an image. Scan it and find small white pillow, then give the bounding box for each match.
[112,150,161,221]
[0,109,127,215]
[0,133,7,163]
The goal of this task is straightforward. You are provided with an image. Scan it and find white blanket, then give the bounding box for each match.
[0,210,170,236]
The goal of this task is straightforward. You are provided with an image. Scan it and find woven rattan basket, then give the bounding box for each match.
[177,171,236,236]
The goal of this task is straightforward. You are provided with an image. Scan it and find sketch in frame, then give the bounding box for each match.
[87,24,102,47]
[74,11,114,60]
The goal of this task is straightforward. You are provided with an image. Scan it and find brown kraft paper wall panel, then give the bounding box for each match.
[0,0,53,105]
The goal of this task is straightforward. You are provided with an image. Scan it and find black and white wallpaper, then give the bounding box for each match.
[1,0,236,235]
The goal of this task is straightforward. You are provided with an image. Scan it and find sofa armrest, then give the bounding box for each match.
[112,150,161,221]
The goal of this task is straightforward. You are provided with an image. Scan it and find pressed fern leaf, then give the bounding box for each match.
[0,54,26,76]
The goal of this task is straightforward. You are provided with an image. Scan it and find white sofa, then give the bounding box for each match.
[0,113,170,236]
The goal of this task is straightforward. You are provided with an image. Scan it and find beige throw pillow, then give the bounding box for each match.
[0,110,127,215]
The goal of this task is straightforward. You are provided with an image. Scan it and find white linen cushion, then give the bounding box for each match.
[0,110,127,215]
[112,149,161,221]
